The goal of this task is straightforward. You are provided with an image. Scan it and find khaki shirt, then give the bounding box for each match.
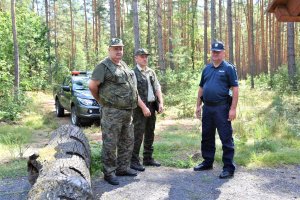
[137,65,161,102]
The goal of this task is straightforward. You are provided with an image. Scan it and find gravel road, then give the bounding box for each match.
[1,165,299,200]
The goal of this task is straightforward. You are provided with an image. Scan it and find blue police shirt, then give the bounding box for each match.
[199,61,238,102]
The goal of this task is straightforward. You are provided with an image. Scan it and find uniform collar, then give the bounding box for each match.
[210,60,225,68]
[137,64,149,72]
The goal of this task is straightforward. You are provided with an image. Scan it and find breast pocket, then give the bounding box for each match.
[114,74,126,84]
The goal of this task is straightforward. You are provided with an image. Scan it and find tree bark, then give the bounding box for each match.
[116,0,121,37]
[191,0,197,70]
[110,0,116,38]
[146,0,151,51]
[157,0,165,73]
[219,0,223,41]
[27,125,92,199]
[168,0,175,70]
[11,0,19,100]
[133,0,140,52]
[211,0,216,42]
[248,0,255,88]
[84,0,90,69]
[204,0,208,64]
[287,22,296,90]
[227,0,234,63]
[45,0,51,83]
[54,0,58,69]
[69,0,75,71]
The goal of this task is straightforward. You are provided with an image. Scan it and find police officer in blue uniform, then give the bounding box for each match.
[194,41,239,179]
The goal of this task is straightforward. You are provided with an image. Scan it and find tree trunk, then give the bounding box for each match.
[227,0,234,63]
[54,0,58,69]
[11,0,19,100]
[116,0,121,37]
[84,0,89,70]
[234,0,241,77]
[157,0,165,73]
[168,0,175,70]
[261,0,268,74]
[204,0,208,64]
[248,0,255,88]
[146,0,151,51]
[287,22,296,90]
[133,0,140,52]
[191,0,197,70]
[219,0,223,41]
[69,0,75,71]
[27,125,92,199]
[211,0,216,42]
[110,0,116,38]
[275,21,282,70]
[44,0,51,83]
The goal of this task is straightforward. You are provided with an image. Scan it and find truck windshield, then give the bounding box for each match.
[73,77,90,90]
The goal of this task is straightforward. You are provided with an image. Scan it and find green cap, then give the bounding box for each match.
[109,38,124,47]
[135,48,150,56]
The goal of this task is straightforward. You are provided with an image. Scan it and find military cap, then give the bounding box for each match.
[135,48,150,56]
[211,41,225,51]
[109,38,124,47]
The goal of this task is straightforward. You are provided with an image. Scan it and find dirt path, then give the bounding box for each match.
[1,165,299,200]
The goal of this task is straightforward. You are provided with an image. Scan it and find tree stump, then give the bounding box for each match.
[27,125,93,200]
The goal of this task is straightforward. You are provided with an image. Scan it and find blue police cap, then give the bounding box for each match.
[211,41,225,51]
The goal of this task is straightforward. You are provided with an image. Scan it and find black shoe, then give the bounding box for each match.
[130,162,145,171]
[193,163,213,171]
[219,170,234,179]
[104,174,119,185]
[116,168,138,176]
[143,159,161,167]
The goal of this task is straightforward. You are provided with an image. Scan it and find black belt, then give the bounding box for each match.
[147,101,156,106]
[203,100,228,106]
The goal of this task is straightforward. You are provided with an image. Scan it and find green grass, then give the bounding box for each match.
[0,125,33,158]
[151,81,300,169]
[0,159,28,178]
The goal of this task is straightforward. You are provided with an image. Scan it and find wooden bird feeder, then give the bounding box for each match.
[267,0,300,22]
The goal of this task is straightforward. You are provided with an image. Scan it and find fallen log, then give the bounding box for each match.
[27,124,93,200]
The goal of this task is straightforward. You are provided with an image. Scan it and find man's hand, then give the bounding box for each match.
[142,107,151,117]
[158,103,164,114]
[195,106,202,119]
[228,108,236,121]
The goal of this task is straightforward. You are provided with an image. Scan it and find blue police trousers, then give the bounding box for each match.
[201,104,235,172]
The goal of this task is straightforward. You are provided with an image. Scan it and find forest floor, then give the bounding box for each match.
[0,98,300,200]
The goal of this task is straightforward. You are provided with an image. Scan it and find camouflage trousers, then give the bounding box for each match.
[131,104,156,164]
[101,107,134,176]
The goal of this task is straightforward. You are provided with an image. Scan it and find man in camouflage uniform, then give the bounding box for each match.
[130,48,164,172]
[89,38,138,185]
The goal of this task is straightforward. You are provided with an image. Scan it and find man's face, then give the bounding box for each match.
[109,46,123,60]
[135,54,148,67]
[211,50,225,62]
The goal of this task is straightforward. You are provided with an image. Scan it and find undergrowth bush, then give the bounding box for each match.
[159,68,199,118]
[0,126,32,158]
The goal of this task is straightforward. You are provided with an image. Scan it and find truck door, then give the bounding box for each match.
[61,77,72,110]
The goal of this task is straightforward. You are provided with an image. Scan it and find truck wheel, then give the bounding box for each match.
[55,99,64,117]
[71,106,81,126]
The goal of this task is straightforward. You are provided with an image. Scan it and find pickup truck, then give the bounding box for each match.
[53,71,101,126]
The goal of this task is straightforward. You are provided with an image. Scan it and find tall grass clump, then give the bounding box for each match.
[233,79,300,167]
[90,142,102,177]
[0,126,32,158]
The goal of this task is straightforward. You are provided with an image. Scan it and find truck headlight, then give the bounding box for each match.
[77,97,93,106]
